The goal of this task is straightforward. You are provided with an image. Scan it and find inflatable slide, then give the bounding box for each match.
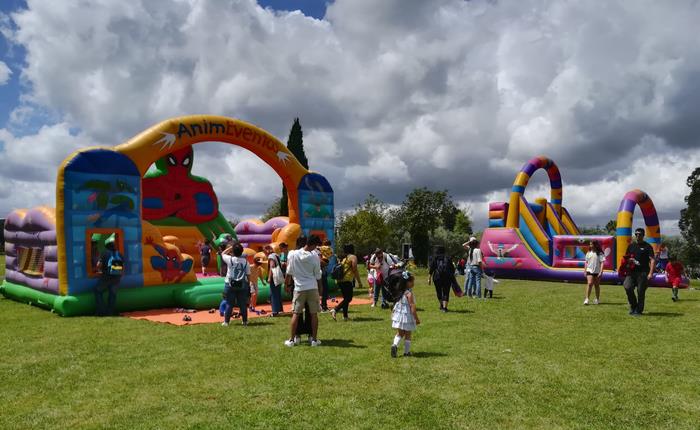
[1,115,335,315]
[482,156,689,288]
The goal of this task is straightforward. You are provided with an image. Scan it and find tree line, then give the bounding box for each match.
[335,189,473,266]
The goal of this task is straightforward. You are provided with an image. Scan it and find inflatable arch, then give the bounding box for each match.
[615,190,661,267]
[1,115,335,315]
[482,155,688,288]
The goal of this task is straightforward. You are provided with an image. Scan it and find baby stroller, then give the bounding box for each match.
[381,261,408,306]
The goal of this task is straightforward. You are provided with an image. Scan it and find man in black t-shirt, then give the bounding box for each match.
[623,228,656,316]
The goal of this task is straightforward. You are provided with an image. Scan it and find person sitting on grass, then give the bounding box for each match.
[221,243,251,327]
[583,240,605,305]
[390,271,419,358]
[665,255,685,302]
[249,257,266,312]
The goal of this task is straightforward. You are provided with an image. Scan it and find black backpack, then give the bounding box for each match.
[433,257,452,284]
[331,258,345,280]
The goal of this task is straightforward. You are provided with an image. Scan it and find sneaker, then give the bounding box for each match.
[672,296,678,302]
[221,322,229,327]
[370,302,376,308]
[284,339,295,347]
[343,316,349,321]
[403,352,412,357]
[293,336,301,346]
[242,321,248,327]
[310,339,322,347]
[593,299,599,305]
[391,344,398,358]
[330,309,337,321]
[583,298,589,305]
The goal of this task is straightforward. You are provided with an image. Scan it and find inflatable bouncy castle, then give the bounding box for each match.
[482,156,689,288]
[1,115,335,315]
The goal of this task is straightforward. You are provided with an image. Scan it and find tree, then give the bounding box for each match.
[335,195,391,258]
[262,198,282,222]
[679,167,700,267]
[605,219,616,235]
[661,235,687,263]
[579,225,607,235]
[392,188,457,266]
[280,118,308,216]
[454,206,473,237]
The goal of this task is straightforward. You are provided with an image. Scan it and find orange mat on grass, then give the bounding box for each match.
[122,297,374,326]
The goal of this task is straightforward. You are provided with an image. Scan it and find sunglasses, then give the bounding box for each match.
[634,232,644,236]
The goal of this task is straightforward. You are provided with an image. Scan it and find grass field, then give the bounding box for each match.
[1,258,700,429]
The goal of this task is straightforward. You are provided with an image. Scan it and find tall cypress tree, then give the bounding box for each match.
[280,118,308,216]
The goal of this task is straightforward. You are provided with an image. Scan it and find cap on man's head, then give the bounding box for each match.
[469,236,478,243]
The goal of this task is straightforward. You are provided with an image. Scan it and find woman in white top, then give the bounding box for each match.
[583,240,605,305]
[464,237,485,298]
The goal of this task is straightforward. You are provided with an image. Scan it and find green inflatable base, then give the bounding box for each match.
[0,277,337,317]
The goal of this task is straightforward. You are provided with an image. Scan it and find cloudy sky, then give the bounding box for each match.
[1,0,699,234]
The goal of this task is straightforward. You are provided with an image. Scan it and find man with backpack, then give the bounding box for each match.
[95,236,124,316]
[428,247,455,312]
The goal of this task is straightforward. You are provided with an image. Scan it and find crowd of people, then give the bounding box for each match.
[92,226,689,356]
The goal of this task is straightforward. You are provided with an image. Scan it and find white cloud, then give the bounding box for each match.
[0,61,10,85]
[1,0,699,234]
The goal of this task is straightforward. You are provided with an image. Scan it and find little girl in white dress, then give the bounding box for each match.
[391,272,420,357]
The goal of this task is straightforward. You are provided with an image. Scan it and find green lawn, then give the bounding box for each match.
[1,264,700,429]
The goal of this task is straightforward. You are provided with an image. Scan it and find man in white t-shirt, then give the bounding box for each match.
[284,235,323,347]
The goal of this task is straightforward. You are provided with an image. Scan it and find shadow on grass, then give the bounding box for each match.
[596,302,627,306]
[246,321,275,326]
[644,312,684,317]
[350,317,383,322]
[410,351,448,359]
[322,338,367,348]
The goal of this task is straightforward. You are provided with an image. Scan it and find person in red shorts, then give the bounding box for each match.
[665,255,685,302]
